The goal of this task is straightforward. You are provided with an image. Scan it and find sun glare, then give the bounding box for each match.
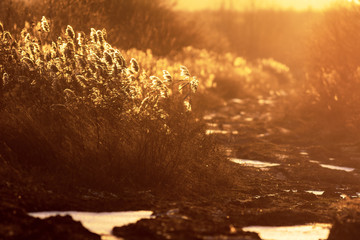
[176,0,360,11]
[178,0,344,11]
[348,0,360,4]
[3,0,360,239]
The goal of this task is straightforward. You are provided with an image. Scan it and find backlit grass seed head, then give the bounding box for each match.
[190,76,199,93]
[178,82,189,94]
[97,30,104,45]
[41,16,50,32]
[21,57,35,70]
[114,50,126,67]
[24,33,31,43]
[31,42,40,55]
[2,72,9,86]
[128,85,141,99]
[150,76,162,87]
[76,75,87,88]
[127,75,136,83]
[57,37,63,46]
[102,28,107,40]
[21,29,27,39]
[130,58,139,73]
[184,100,191,112]
[90,28,98,43]
[66,25,75,40]
[180,65,190,77]
[0,22,3,35]
[104,51,113,66]
[64,88,77,100]
[3,31,13,42]
[77,32,85,46]
[150,76,168,98]
[162,70,172,84]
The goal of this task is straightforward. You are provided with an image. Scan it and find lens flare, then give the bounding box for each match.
[348,0,360,4]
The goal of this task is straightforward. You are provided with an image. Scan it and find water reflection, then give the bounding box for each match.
[305,190,324,196]
[30,211,153,239]
[243,223,331,240]
[319,164,355,172]
[206,130,239,135]
[230,158,280,168]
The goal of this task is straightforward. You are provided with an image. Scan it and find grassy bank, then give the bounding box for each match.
[0,18,231,194]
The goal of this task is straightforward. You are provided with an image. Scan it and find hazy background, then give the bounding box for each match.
[1,0,360,132]
[176,0,337,11]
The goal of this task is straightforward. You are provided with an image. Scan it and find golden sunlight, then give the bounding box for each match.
[348,0,360,4]
[3,0,360,239]
[176,0,348,11]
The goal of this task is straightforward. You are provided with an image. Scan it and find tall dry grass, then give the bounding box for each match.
[0,17,228,192]
[299,2,360,136]
[0,0,203,56]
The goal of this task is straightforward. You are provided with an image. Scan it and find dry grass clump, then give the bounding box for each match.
[327,199,360,240]
[0,17,226,191]
[124,47,294,102]
[298,2,360,136]
[0,0,202,56]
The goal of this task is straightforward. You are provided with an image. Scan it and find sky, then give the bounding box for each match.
[175,0,345,11]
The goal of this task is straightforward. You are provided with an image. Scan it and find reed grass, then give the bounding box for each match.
[0,17,227,191]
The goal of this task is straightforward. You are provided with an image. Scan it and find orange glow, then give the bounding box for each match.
[348,0,360,4]
[176,0,345,11]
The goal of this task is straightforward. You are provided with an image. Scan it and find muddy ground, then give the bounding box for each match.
[1,94,360,239]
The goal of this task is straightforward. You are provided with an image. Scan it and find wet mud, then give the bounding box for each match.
[1,95,360,239]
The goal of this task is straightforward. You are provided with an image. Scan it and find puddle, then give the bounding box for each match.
[206,123,218,128]
[258,99,273,105]
[284,190,298,193]
[257,133,271,138]
[243,223,331,240]
[340,194,347,199]
[305,190,324,196]
[206,130,239,135]
[203,113,217,121]
[229,98,244,104]
[231,115,242,121]
[319,164,355,172]
[29,211,153,240]
[299,150,309,156]
[309,160,319,164]
[309,162,356,172]
[230,158,280,168]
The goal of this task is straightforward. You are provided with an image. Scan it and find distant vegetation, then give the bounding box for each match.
[1,0,360,192]
[191,9,320,78]
[293,2,360,138]
[0,17,230,191]
[0,0,202,56]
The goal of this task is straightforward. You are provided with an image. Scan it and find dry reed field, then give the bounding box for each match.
[1,0,360,239]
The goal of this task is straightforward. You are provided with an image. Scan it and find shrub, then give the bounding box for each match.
[328,199,360,240]
[0,0,202,56]
[301,1,360,134]
[0,17,223,191]
[123,47,293,101]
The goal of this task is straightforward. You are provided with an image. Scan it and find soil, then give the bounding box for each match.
[1,94,360,240]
